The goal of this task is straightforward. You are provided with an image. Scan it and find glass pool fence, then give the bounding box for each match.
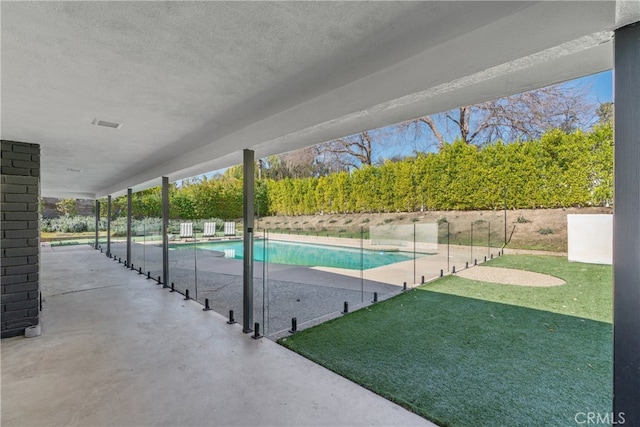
[95,210,507,339]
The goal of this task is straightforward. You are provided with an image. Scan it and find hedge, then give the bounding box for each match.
[100,124,613,219]
[266,124,613,215]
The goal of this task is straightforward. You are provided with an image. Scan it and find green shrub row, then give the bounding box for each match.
[103,176,268,221]
[43,216,225,236]
[94,124,612,220]
[42,216,164,234]
[42,216,94,233]
[267,125,613,215]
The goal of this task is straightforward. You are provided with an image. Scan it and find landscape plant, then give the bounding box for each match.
[267,124,613,215]
[47,123,612,223]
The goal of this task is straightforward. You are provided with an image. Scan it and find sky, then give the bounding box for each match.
[196,70,613,181]
[579,70,613,103]
[375,70,614,160]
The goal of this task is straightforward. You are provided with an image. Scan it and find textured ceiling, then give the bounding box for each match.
[1,1,638,198]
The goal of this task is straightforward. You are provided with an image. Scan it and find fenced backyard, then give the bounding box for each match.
[280,255,613,426]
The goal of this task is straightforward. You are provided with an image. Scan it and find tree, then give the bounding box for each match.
[261,146,331,180]
[170,190,195,219]
[596,102,613,125]
[403,82,596,149]
[262,129,390,176]
[318,131,374,169]
[316,126,404,170]
[55,198,77,217]
[131,187,162,219]
[304,81,596,171]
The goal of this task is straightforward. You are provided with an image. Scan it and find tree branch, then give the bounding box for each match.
[418,116,445,148]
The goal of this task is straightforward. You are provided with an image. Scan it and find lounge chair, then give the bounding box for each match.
[203,222,217,239]
[224,222,236,237]
[180,222,193,240]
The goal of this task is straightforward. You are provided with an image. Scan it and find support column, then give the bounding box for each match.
[127,188,132,267]
[243,149,255,333]
[1,140,40,338]
[613,21,640,426]
[106,195,112,257]
[94,199,100,249]
[162,177,169,286]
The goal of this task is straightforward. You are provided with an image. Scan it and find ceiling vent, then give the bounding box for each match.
[92,119,123,129]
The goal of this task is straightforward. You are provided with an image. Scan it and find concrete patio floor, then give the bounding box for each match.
[1,245,434,427]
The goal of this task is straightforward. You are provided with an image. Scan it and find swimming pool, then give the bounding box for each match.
[170,240,418,270]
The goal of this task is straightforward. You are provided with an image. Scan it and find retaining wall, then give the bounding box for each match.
[567,214,612,265]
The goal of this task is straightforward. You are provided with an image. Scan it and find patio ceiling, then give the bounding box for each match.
[1,1,638,199]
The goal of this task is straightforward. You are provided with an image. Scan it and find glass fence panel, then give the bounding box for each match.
[169,219,196,297]
[369,223,415,287]
[85,198,521,342]
[111,224,125,264]
[91,207,512,340]
[130,224,146,273]
[147,221,163,284]
[435,215,507,276]
[97,218,108,252]
[193,220,246,328]
[162,217,248,329]
[258,222,404,338]
[413,222,440,283]
[107,223,115,257]
[360,224,400,302]
[109,225,117,259]
[439,220,469,273]
[470,218,495,263]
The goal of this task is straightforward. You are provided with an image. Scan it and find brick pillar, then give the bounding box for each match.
[1,140,40,338]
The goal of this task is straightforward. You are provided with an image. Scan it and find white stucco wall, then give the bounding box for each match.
[567,214,612,265]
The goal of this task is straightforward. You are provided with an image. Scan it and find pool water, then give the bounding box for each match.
[170,240,418,270]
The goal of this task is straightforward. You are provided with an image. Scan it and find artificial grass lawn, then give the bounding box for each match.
[429,255,612,323]
[279,256,612,426]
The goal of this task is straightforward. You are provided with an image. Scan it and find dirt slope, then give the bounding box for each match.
[256,207,612,253]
